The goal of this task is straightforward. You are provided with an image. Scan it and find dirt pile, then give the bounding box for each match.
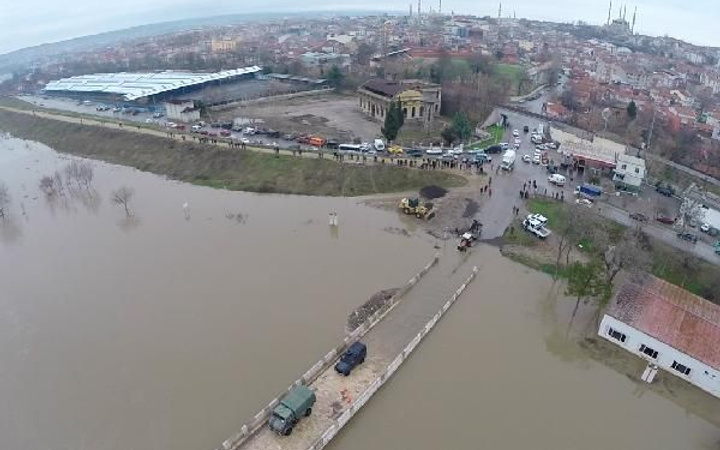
[347,288,400,331]
[420,185,448,199]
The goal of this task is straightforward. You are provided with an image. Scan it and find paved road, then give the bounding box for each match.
[476,109,720,266]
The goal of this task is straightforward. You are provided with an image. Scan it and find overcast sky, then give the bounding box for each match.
[1,0,718,55]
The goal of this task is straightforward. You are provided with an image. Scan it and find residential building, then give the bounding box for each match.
[599,274,720,399]
[300,52,351,68]
[164,99,200,122]
[613,154,646,192]
[356,79,441,125]
[210,39,237,54]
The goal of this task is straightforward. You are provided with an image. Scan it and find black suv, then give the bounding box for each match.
[656,185,675,197]
[334,341,367,376]
[676,232,698,244]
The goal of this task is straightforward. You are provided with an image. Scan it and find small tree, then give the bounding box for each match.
[451,112,473,143]
[326,65,344,88]
[381,100,404,142]
[441,126,458,145]
[0,181,9,220]
[627,100,637,120]
[39,176,56,195]
[111,186,134,217]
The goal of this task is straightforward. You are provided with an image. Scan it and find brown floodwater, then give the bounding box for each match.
[0,136,435,450]
[0,135,717,450]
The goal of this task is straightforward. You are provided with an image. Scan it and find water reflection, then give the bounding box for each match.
[0,216,23,243]
[117,215,142,232]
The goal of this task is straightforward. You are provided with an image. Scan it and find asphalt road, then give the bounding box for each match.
[478,109,719,266]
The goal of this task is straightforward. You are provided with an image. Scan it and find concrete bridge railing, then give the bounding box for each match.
[218,253,440,450]
[304,266,479,450]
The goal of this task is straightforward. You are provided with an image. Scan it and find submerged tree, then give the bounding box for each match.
[0,181,9,220]
[111,186,134,217]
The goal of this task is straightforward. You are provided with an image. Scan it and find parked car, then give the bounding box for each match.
[486,144,503,154]
[523,125,530,133]
[656,215,675,225]
[522,154,531,163]
[532,155,541,164]
[425,148,443,155]
[405,149,423,158]
[152,112,164,118]
[512,129,520,137]
[575,198,593,208]
[334,342,367,376]
[629,212,649,222]
[219,130,231,137]
[676,232,699,244]
[548,174,566,186]
[656,185,675,197]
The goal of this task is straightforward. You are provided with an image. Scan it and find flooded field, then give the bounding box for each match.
[0,136,435,450]
[0,135,717,450]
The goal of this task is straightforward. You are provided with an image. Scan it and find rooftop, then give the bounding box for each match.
[43,66,262,101]
[607,274,720,370]
[551,127,627,167]
[359,78,438,98]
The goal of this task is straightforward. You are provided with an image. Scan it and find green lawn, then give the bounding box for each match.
[469,124,504,149]
[496,64,523,92]
[527,199,564,228]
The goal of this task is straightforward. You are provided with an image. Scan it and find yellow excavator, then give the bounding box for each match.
[399,198,435,220]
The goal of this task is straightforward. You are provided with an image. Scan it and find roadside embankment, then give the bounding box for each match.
[0,109,466,196]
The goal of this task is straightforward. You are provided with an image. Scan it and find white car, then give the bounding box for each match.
[145,118,155,123]
[548,174,566,186]
[500,143,509,150]
[240,137,250,144]
[532,155,541,164]
[576,198,593,208]
[700,223,711,233]
[546,142,557,150]
[191,124,203,131]
[512,129,520,137]
[522,154,531,163]
[514,137,522,145]
[167,122,177,128]
[425,148,443,155]
[514,142,521,149]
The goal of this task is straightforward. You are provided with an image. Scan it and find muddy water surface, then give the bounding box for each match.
[0,137,435,450]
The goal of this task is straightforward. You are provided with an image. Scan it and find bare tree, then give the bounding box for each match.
[78,163,94,189]
[597,227,653,286]
[111,186,134,217]
[65,161,82,187]
[39,176,56,195]
[53,171,65,196]
[0,182,10,220]
[553,206,595,278]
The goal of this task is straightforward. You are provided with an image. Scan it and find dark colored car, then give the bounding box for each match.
[326,140,339,149]
[486,144,503,154]
[656,215,675,225]
[630,212,649,222]
[334,342,367,376]
[405,149,423,158]
[656,185,675,197]
[523,125,530,133]
[676,232,698,244]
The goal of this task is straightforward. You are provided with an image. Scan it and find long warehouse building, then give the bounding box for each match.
[42,66,262,104]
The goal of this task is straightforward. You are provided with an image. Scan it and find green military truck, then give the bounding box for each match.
[268,385,316,436]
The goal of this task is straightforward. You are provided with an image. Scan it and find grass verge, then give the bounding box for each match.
[0,109,466,196]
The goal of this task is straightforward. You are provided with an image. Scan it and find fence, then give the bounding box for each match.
[304,266,479,450]
[218,253,440,450]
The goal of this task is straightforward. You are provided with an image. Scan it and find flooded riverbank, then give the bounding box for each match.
[0,136,437,450]
[1,136,717,450]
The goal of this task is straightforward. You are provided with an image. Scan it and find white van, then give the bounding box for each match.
[373,139,385,152]
[548,174,566,186]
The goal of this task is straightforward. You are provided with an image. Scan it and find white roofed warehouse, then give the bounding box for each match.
[42,66,262,105]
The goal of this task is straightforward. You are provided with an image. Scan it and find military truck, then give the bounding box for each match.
[268,385,316,436]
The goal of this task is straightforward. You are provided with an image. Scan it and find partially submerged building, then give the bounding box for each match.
[356,79,441,126]
[599,274,720,398]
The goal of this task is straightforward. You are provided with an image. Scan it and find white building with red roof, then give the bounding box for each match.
[599,274,720,398]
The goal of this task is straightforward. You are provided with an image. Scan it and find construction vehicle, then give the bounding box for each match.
[457,220,482,251]
[268,385,316,436]
[399,198,435,220]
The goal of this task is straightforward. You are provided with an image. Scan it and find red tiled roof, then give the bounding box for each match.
[607,274,720,370]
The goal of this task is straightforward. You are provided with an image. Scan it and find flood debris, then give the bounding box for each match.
[347,288,400,331]
[420,185,448,200]
[224,210,248,224]
[462,198,479,218]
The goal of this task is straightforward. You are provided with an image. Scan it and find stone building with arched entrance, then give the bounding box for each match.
[357,79,441,126]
